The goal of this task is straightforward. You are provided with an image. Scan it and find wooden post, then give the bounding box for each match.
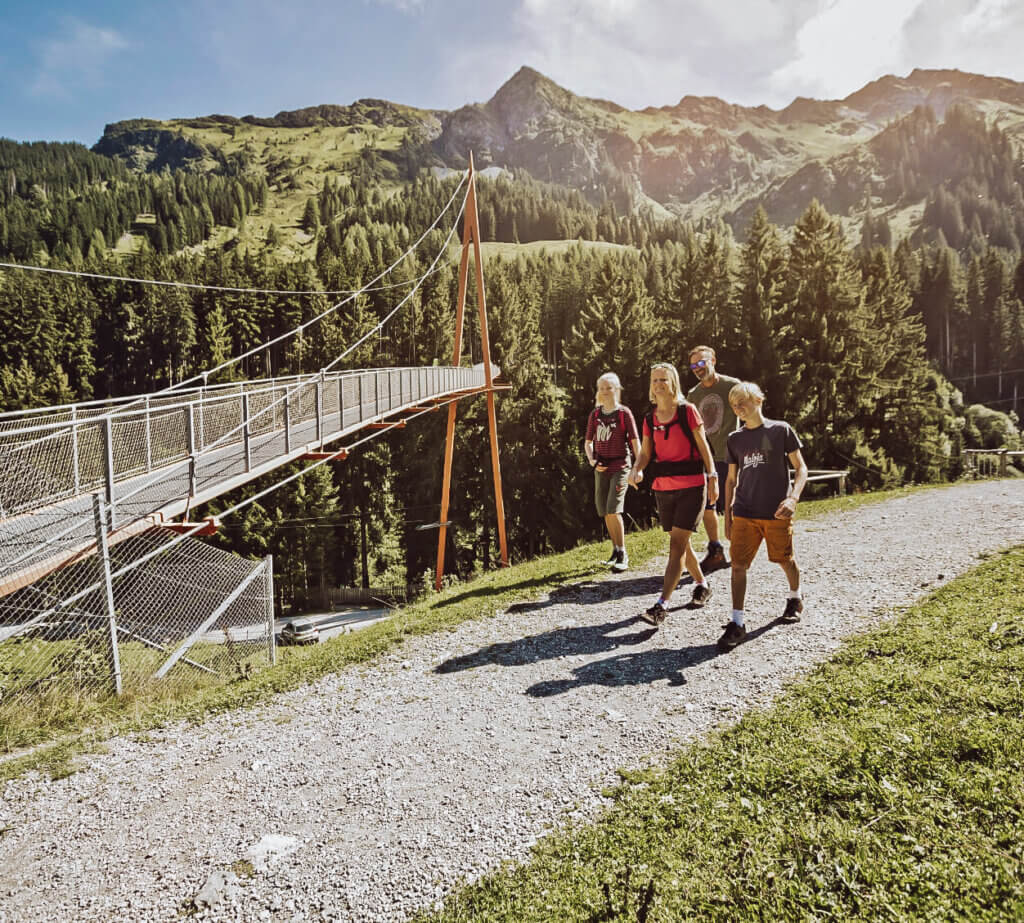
[435,153,510,591]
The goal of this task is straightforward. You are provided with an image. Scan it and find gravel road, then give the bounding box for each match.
[1,480,1022,923]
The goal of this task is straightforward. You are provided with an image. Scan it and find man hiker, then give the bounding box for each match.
[686,345,740,573]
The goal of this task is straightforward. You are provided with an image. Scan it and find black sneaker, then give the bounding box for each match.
[612,551,629,572]
[639,602,667,626]
[690,584,713,607]
[700,545,729,573]
[602,546,618,566]
[781,597,804,623]
[717,621,747,651]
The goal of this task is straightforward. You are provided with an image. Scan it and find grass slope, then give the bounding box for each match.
[418,544,1024,922]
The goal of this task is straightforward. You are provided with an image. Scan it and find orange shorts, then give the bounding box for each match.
[729,516,794,568]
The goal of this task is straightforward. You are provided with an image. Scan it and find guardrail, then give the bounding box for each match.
[797,469,850,496]
[963,448,1024,479]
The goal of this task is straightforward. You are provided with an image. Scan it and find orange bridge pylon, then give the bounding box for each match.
[435,153,509,591]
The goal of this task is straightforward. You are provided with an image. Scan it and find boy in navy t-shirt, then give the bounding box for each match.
[720,381,809,651]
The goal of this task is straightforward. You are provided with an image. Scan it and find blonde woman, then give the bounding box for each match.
[628,363,718,623]
[584,372,641,571]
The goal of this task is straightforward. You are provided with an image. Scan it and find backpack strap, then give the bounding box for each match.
[646,403,705,478]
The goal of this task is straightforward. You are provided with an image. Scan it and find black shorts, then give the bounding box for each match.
[655,485,707,533]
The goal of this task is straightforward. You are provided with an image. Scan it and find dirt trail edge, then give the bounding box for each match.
[2,481,1022,923]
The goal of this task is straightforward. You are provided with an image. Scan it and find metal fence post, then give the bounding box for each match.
[102,416,117,528]
[70,406,81,495]
[242,393,252,473]
[92,493,123,696]
[284,392,292,454]
[338,374,345,431]
[265,554,276,666]
[145,395,153,472]
[316,371,325,445]
[185,403,197,498]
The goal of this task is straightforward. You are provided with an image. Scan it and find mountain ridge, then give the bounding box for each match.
[91,64,1024,241]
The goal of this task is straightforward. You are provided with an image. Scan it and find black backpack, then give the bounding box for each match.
[644,403,706,479]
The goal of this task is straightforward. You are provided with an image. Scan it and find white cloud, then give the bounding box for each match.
[442,0,1024,113]
[768,0,926,102]
[364,0,425,11]
[30,19,130,99]
[445,0,824,110]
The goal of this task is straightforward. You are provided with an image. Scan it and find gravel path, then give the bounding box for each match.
[2,480,1022,923]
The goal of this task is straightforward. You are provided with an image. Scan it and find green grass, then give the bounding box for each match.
[0,483,966,780]
[416,543,1024,923]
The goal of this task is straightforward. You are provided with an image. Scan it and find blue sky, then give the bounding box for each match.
[3,0,1024,145]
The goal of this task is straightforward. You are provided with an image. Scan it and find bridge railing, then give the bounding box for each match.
[0,365,485,592]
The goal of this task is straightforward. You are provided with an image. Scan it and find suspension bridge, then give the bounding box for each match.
[0,157,509,709]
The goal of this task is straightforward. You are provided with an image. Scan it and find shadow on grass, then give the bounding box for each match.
[504,572,665,615]
[426,567,601,609]
[524,617,789,697]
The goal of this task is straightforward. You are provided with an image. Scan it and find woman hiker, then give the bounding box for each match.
[628,362,718,624]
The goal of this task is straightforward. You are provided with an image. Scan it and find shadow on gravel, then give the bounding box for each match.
[435,616,658,674]
[524,618,789,697]
[504,574,665,616]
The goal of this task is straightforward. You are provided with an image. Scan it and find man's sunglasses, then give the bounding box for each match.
[689,359,710,370]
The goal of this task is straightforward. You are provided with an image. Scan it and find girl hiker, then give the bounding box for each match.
[584,372,642,572]
[628,363,718,624]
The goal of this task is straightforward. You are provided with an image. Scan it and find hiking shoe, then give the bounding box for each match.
[639,602,667,626]
[717,621,747,652]
[781,597,804,623]
[700,545,729,573]
[612,551,629,572]
[690,584,713,608]
[602,546,620,566]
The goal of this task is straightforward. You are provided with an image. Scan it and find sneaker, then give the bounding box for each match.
[612,551,629,572]
[602,546,618,566]
[717,621,747,651]
[690,584,713,607]
[781,597,804,623]
[639,602,667,626]
[700,545,729,573]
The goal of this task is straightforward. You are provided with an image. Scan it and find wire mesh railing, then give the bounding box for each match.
[0,498,274,728]
[0,365,485,594]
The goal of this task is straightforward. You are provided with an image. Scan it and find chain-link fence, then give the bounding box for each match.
[0,499,274,733]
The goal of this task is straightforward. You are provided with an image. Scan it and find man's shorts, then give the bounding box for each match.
[705,461,730,513]
[655,485,707,533]
[595,468,630,516]
[729,516,794,568]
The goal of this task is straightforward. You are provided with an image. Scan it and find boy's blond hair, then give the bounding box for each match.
[728,381,765,405]
[649,363,683,403]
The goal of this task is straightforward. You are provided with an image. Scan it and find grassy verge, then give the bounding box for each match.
[417,544,1024,922]
[0,482,965,779]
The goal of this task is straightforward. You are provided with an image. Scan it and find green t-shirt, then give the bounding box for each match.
[686,374,740,460]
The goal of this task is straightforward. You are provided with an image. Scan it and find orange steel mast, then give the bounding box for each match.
[435,153,509,591]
